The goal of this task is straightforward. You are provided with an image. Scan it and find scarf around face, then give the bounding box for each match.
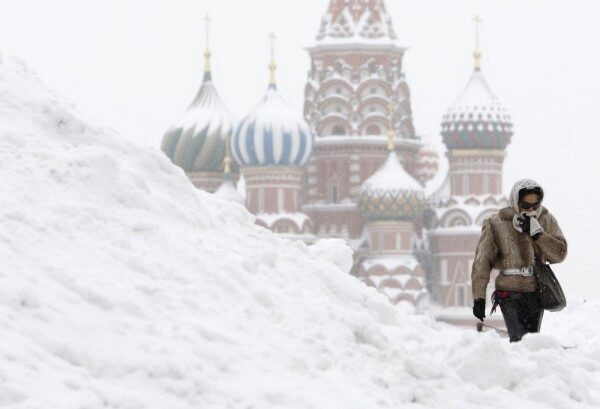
[509,178,544,236]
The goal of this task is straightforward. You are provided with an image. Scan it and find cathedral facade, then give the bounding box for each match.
[161,0,512,326]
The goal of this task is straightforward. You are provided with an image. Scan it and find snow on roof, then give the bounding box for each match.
[161,72,232,172]
[361,254,420,272]
[311,0,404,49]
[367,273,425,290]
[233,85,313,168]
[361,151,422,194]
[428,194,508,228]
[314,135,422,147]
[427,225,482,236]
[302,201,357,211]
[380,287,427,302]
[255,212,311,229]
[443,69,512,126]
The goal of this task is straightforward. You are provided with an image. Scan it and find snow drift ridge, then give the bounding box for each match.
[0,55,599,409]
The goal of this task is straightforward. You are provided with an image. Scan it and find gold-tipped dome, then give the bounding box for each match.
[440,15,513,150]
[161,15,233,173]
[232,33,314,168]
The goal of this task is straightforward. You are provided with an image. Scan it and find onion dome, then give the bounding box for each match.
[161,16,232,172]
[232,33,313,168]
[359,105,424,221]
[440,17,512,150]
[440,70,512,150]
[359,151,425,221]
[413,142,440,185]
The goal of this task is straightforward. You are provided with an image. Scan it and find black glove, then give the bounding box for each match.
[473,298,486,322]
[518,215,531,235]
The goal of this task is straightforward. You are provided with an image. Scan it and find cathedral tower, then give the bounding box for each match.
[302,0,437,245]
[426,17,512,323]
[357,105,428,308]
[232,34,315,240]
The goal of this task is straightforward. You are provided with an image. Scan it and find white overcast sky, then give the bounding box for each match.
[1,0,599,298]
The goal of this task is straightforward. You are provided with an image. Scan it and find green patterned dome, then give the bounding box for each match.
[359,151,424,221]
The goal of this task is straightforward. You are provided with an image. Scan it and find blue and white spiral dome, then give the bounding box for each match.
[233,84,313,167]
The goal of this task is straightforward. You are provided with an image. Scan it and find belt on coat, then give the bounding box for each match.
[500,266,534,277]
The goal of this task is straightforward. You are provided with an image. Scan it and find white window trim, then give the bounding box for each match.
[440,259,449,285]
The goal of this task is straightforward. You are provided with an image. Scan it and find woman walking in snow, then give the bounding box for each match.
[471,179,568,342]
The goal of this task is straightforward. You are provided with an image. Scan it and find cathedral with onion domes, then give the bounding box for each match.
[161,1,513,327]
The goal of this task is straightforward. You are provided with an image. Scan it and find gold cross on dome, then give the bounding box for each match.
[204,14,211,50]
[473,14,482,70]
[204,14,212,72]
[387,100,395,151]
[268,32,277,85]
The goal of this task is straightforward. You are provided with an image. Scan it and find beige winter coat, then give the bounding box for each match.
[471,206,568,300]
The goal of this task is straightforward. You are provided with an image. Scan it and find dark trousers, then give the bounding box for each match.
[498,291,544,342]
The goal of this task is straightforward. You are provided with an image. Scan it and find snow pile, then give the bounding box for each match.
[1,56,599,408]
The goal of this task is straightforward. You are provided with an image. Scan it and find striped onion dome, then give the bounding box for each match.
[232,84,313,168]
[358,151,425,221]
[441,69,513,150]
[161,71,232,172]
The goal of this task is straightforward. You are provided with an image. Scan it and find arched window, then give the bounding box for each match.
[332,125,346,135]
[366,124,381,135]
[449,217,466,227]
[369,62,377,74]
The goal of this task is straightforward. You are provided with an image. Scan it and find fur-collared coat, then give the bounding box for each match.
[471,206,568,300]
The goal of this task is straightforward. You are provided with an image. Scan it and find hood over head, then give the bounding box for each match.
[509,178,544,217]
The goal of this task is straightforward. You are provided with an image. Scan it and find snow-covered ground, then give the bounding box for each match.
[0,55,599,408]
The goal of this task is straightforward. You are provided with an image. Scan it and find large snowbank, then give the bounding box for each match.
[0,55,599,408]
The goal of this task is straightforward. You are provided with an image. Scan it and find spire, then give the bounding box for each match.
[473,14,482,71]
[203,14,212,81]
[268,32,277,88]
[387,100,395,151]
[223,131,232,179]
[315,0,399,45]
